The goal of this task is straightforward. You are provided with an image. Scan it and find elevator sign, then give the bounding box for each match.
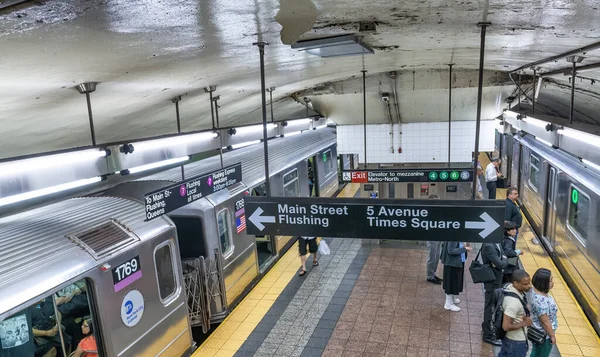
[341,168,472,183]
[243,196,505,243]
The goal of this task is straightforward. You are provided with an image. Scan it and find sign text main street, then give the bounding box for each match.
[243,197,505,243]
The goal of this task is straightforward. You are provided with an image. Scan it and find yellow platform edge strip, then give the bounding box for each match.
[193,183,361,357]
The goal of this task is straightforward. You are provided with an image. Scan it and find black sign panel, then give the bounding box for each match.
[144,163,242,220]
[341,168,473,183]
[446,185,458,193]
[112,256,142,292]
[363,184,374,191]
[244,196,505,243]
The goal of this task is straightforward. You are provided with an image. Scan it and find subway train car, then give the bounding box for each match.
[506,133,600,335]
[0,197,194,357]
[100,128,338,333]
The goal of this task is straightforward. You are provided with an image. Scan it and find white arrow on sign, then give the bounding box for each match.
[465,212,500,239]
[248,207,276,231]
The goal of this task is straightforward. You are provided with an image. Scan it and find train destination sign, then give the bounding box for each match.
[243,197,505,243]
[341,168,473,183]
[144,163,242,220]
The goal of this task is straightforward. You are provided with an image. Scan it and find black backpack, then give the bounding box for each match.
[491,288,529,340]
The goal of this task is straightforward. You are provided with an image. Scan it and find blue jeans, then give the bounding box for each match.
[498,338,528,357]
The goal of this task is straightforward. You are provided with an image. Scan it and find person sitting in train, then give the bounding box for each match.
[32,299,71,357]
[298,236,318,276]
[504,188,522,241]
[502,221,523,284]
[70,319,96,357]
[55,283,90,319]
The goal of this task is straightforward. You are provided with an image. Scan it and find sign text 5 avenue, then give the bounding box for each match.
[243,197,505,243]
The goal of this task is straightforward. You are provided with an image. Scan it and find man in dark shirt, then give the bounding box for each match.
[0,308,37,357]
[481,238,509,346]
[504,188,522,241]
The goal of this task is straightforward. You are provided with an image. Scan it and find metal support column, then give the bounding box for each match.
[517,72,522,112]
[362,69,368,169]
[76,82,98,146]
[213,96,224,168]
[205,86,217,130]
[472,22,491,200]
[267,87,275,122]
[172,96,185,179]
[570,61,576,124]
[254,41,271,196]
[447,63,453,165]
[532,68,537,114]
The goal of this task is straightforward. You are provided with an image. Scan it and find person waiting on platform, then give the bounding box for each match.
[298,236,318,276]
[481,235,508,346]
[425,194,443,285]
[504,188,522,241]
[485,157,503,199]
[530,268,558,357]
[497,269,533,357]
[440,240,472,312]
[502,221,523,284]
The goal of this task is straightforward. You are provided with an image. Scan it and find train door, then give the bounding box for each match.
[250,184,276,268]
[511,139,521,189]
[308,156,317,197]
[542,166,558,252]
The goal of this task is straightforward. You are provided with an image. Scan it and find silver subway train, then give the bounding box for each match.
[0,128,340,356]
[498,131,600,335]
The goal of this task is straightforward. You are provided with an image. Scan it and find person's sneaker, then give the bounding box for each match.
[444,302,460,312]
[427,277,442,285]
[453,296,460,304]
[482,337,502,346]
[434,275,443,282]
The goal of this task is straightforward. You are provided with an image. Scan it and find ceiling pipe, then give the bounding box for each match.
[540,61,600,77]
[510,40,600,74]
[382,94,394,154]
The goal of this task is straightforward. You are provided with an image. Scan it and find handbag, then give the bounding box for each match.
[469,249,496,283]
[318,240,331,255]
[527,325,547,346]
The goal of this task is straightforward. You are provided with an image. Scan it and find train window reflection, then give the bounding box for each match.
[567,186,590,244]
[155,242,178,302]
[323,150,334,176]
[283,169,299,197]
[529,154,540,191]
[217,209,234,258]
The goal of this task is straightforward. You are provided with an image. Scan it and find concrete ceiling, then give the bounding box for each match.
[1,0,600,159]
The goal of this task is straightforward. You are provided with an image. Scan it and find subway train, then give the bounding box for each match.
[0,127,340,357]
[496,131,600,335]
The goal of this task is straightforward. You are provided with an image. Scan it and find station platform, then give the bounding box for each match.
[193,176,600,357]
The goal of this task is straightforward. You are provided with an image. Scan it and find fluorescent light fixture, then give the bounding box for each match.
[522,117,548,129]
[230,140,261,150]
[234,123,278,135]
[0,149,107,177]
[282,131,302,137]
[291,34,374,58]
[0,176,102,207]
[582,159,600,172]
[557,128,600,148]
[292,119,312,124]
[134,132,218,152]
[535,137,553,147]
[314,125,328,130]
[127,156,190,174]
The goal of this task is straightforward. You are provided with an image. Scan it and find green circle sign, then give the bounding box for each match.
[323,153,327,162]
[450,171,459,180]
[428,172,438,180]
[572,189,579,204]
[439,171,449,180]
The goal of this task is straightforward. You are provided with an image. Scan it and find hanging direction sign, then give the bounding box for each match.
[144,163,242,220]
[341,168,473,183]
[243,196,505,243]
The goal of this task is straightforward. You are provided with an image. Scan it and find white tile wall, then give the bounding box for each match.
[337,120,495,164]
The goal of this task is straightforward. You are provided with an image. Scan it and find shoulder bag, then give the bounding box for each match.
[509,292,547,346]
[469,249,496,283]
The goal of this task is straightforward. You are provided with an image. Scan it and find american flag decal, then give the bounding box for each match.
[236,215,246,233]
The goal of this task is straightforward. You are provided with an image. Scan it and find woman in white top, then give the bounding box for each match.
[530,268,558,357]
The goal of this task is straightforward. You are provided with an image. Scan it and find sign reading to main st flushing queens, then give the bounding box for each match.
[243,196,505,243]
[144,163,242,220]
[341,168,473,183]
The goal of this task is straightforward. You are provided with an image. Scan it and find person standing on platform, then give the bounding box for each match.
[440,240,472,312]
[426,194,443,284]
[498,269,533,357]
[485,157,502,199]
[298,236,318,276]
[502,221,523,284]
[476,166,484,200]
[481,234,509,346]
[505,188,522,241]
[530,268,558,357]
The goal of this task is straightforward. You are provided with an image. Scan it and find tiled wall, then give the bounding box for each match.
[337,120,495,164]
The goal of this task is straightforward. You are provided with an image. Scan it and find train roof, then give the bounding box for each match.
[517,134,600,194]
[140,127,337,188]
[0,196,172,321]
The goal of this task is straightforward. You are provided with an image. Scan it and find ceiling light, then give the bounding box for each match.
[582,159,600,172]
[0,176,102,207]
[0,149,107,177]
[229,140,261,150]
[291,119,312,124]
[522,118,548,129]
[125,156,190,175]
[133,132,218,152]
[291,34,374,58]
[234,123,278,135]
[282,131,302,137]
[314,125,328,130]
[557,128,600,148]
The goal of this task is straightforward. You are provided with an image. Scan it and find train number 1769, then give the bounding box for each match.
[112,256,141,284]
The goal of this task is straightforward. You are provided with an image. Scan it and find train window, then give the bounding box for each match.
[567,186,590,244]
[283,169,299,197]
[217,209,234,258]
[0,279,100,357]
[529,154,541,191]
[154,241,179,303]
[323,150,334,176]
[170,217,207,259]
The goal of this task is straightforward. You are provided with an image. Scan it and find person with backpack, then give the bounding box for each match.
[440,241,472,312]
[502,221,523,284]
[495,269,533,357]
[481,235,509,346]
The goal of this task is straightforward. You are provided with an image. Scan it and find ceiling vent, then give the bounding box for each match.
[67,220,139,260]
[291,34,374,58]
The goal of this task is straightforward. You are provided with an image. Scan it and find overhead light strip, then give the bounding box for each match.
[234,123,278,135]
[0,149,107,177]
[557,128,600,148]
[229,140,261,150]
[126,156,190,175]
[133,132,219,152]
[582,159,600,172]
[0,176,102,207]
